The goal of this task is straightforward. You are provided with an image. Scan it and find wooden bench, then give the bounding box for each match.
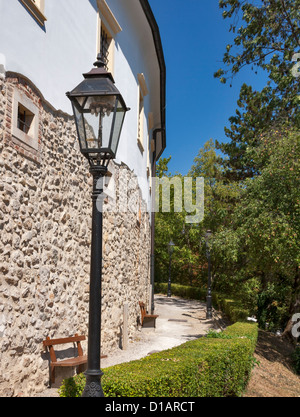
[43,334,107,384]
[139,301,159,328]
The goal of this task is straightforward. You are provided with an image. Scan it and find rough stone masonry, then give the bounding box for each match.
[0,74,151,396]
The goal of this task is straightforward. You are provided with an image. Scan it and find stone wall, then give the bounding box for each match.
[0,74,151,396]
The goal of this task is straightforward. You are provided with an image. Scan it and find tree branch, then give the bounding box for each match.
[280,0,300,46]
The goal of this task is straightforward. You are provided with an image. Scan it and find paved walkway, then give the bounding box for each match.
[35,294,226,397]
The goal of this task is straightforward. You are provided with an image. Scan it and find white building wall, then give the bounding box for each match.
[110,0,160,208]
[0,0,160,207]
[0,0,97,111]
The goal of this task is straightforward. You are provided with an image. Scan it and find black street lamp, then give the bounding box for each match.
[66,55,128,397]
[204,230,213,319]
[167,240,175,297]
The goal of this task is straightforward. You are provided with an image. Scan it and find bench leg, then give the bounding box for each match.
[78,364,84,375]
[142,318,157,328]
[50,365,55,384]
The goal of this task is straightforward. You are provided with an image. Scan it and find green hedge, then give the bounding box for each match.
[212,293,250,323]
[155,283,207,301]
[59,322,258,397]
[155,283,250,323]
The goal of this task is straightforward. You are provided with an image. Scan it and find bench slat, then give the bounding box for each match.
[51,354,107,368]
[51,356,87,367]
[43,335,85,347]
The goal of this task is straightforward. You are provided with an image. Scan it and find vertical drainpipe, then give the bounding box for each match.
[150,128,164,314]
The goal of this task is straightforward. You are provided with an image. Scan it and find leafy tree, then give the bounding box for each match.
[154,2,300,342]
[156,156,172,178]
[213,128,300,332]
[189,139,241,231]
[216,0,300,88]
[214,0,300,179]
[154,131,299,336]
[154,141,241,287]
[154,157,198,284]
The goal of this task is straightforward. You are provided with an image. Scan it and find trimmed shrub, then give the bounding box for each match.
[59,322,258,397]
[212,293,250,323]
[155,282,206,301]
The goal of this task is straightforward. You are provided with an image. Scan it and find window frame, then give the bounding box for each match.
[20,0,47,26]
[147,113,154,178]
[99,23,113,72]
[97,0,122,75]
[137,88,145,152]
[12,87,40,151]
[137,74,149,153]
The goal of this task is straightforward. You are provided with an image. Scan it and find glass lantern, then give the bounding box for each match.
[66,55,128,167]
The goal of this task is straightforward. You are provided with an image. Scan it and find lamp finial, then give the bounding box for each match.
[94,54,106,68]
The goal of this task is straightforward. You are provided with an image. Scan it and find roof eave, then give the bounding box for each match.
[138,0,166,160]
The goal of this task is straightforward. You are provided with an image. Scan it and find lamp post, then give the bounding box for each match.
[167,240,175,297]
[181,224,193,286]
[204,230,213,320]
[66,55,128,397]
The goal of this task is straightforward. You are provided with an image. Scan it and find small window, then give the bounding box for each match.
[20,0,47,27]
[97,0,122,75]
[146,135,151,178]
[137,74,149,153]
[12,88,39,151]
[17,104,34,135]
[32,0,42,8]
[137,89,144,152]
[147,113,154,176]
[100,25,112,71]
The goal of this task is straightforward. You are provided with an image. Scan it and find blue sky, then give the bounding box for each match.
[148,0,268,176]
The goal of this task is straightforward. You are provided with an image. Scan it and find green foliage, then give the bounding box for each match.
[215,0,300,180]
[223,322,258,351]
[188,139,241,230]
[155,128,300,333]
[292,346,300,375]
[154,1,300,347]
[213,293,251,323]
[58,373,86,398]
[156,156,172,178]
[155,282,207,301]
[154,142,241,286]
[216,0,300,88]
[256,283,290,331]
[215,128,300,330]
[59,322,258,398]
[206,329,234,339]
[155,283,251,323]
[154,156,207,286]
